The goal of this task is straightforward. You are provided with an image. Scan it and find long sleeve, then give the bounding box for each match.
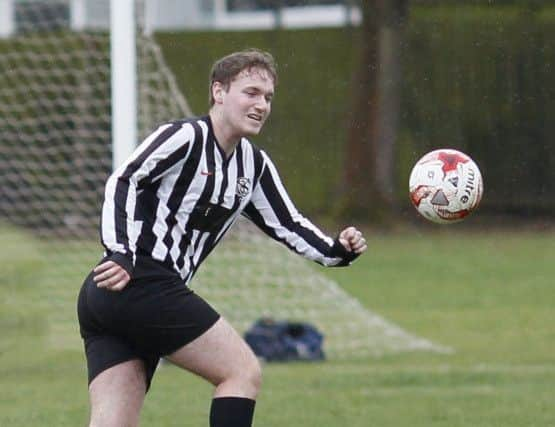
[242,150,358,267]
[100,121,194,275]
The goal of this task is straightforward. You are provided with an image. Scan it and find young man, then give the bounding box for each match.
[77,49,367,427]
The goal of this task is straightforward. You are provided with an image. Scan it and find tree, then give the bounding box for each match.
[341,0,409,223]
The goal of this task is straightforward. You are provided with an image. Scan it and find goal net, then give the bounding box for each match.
[0,0,447,358]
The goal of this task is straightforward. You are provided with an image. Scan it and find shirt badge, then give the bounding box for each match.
[236,177,251,199]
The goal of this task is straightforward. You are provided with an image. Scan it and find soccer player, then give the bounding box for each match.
[77,48,367,427]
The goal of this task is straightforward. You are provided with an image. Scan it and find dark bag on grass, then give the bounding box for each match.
[244,318,325,362]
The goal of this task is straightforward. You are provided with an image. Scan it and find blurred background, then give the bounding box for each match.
[1,0,554,228]
[0,1,554,426]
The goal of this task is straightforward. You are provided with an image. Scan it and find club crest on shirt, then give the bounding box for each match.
[236,177,251,199]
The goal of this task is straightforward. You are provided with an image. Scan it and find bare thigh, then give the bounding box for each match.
[88,359,147,427]
[166,317,262,399]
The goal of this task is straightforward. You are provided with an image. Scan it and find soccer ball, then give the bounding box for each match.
[409,149,483,224]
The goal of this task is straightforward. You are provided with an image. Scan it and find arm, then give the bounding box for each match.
[95,121,194,290]
[242,150,366,267]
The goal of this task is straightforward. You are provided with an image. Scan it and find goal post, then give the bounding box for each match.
[0,0,16,38]
[110,0,137,170]
[0,0,447,358]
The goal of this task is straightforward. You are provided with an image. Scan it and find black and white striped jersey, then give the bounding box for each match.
[101,115,357,284]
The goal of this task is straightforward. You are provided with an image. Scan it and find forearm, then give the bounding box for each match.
[101,173,137,255]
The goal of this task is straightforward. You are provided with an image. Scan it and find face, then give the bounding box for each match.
[212,67,274,138]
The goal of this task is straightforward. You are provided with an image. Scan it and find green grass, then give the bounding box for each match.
[1,227,555,426]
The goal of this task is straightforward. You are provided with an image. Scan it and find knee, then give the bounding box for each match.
[227,353,263,398]
[246,356,263,396]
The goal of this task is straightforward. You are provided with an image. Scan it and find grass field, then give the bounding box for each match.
[1,227,554,426]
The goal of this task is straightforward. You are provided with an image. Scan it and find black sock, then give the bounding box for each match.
[209,397,256,427]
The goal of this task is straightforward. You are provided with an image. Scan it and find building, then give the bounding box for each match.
[0,0,361,38]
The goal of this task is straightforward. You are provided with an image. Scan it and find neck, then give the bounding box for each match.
[209,110,240,159]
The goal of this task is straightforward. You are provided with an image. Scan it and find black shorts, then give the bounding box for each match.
[77,256,220,391]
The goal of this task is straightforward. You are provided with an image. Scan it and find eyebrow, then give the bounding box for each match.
[244,86,274,97]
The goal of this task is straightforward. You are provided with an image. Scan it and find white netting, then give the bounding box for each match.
[0,0,448,358]
[196,220,450,357]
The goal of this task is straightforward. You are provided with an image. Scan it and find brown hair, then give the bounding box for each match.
[208,48,278,106]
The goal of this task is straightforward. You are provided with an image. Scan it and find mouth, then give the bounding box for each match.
[247,113,263,123]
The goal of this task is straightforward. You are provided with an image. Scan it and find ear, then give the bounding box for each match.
[212,81,225,105]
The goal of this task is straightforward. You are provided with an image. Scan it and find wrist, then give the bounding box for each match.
[330,238,359,266]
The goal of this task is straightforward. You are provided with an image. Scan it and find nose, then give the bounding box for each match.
[254,96,269,112]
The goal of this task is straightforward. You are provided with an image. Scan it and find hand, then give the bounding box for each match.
[93,260,131,292]
[338,226,367,254]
